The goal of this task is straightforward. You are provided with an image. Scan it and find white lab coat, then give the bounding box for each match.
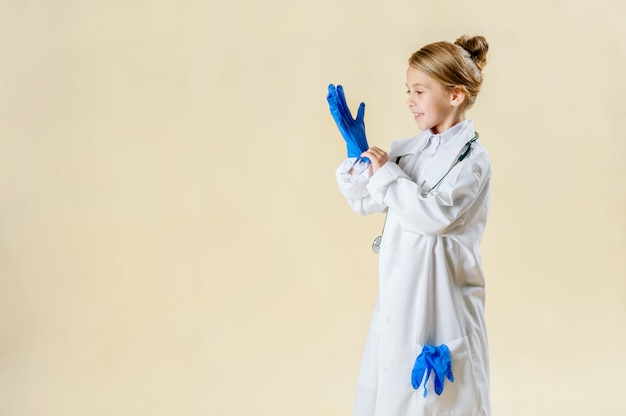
[336,121,492,416]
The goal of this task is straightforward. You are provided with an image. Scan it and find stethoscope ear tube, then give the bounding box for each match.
[458,132,479,162]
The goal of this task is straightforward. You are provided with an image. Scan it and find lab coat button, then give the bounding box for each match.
[383,366,389,375]
[385,315,391,324]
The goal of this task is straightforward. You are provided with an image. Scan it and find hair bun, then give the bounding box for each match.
[454,35,489,70]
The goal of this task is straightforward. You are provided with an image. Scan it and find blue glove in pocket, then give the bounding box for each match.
[411,344,455,397]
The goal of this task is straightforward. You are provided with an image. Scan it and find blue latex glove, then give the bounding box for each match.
[326,84,370,161]
[411,344,455,397]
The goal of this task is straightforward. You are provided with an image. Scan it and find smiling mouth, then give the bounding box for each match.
[413,112,424,119]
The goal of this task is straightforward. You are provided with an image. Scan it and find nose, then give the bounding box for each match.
[406,95,416,108]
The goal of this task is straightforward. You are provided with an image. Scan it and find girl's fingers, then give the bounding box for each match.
[362,147,387,159]
[361,147,389,175]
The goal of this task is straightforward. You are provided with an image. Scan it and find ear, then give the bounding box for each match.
[450,86,467,107]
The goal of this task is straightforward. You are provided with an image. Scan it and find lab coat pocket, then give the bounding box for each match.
[415,335,481,416]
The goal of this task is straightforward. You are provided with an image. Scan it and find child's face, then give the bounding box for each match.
[405,67,461,134]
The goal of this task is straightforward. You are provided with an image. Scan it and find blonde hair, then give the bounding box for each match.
[408,35,489,109]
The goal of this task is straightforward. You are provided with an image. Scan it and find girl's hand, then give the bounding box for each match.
[361,147,389,175]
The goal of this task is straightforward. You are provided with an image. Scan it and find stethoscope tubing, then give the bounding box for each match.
[420,132,479,198]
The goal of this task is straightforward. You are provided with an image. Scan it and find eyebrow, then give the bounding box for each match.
[406,83,427,88]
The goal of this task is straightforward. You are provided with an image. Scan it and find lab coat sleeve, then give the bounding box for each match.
[335,158,388,216]
[366,151,490,235]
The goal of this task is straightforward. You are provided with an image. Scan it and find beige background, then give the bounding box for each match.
[1,1,625,415]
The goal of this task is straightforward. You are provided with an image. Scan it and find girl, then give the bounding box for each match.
[328,35,492,415]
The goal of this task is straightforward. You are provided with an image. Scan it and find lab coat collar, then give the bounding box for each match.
[419,120,470,154]
[420,120,476,187]
[393,119,475,158]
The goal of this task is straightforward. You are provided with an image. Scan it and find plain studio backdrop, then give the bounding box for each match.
[1,1,625,415]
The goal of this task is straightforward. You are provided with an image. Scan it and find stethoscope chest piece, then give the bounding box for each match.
[372,235,382,254]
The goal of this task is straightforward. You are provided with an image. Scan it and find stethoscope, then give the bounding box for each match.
[372,132,479,253]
